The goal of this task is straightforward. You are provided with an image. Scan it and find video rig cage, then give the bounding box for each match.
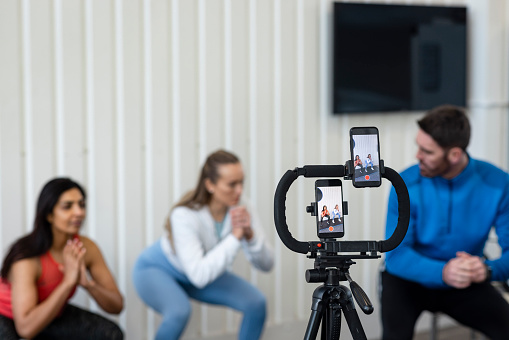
[273,160,410,340]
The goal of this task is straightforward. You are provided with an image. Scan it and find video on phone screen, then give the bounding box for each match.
[352,134,380,184]
[316,186,344,235]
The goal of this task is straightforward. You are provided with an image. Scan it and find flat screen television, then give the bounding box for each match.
[332,2,467,114]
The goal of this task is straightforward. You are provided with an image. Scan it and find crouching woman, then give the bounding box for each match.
[0,178,124,339]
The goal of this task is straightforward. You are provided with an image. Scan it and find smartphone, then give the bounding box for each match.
[315,179,344,239]
[350,127,381,188]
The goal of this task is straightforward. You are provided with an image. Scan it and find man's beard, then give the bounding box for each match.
[419,154,451,178]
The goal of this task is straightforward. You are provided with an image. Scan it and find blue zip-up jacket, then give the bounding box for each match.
[385,157,509,288]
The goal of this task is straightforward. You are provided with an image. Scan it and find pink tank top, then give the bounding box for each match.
[0,251,77,319]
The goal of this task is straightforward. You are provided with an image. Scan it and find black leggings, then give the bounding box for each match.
[0,304,123,340]
[381,270,509,340]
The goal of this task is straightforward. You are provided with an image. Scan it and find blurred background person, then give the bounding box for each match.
[0,178,123,340]
[382,106,509,340]
[133,150,273,340]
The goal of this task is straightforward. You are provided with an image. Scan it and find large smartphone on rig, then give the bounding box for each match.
[315,179,344,239]
[350,127,382,188]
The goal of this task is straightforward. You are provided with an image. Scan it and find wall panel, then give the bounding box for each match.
[59,0,85,178]
[0,0,24,254]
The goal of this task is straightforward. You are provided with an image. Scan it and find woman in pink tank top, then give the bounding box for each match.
[0,178,124,339]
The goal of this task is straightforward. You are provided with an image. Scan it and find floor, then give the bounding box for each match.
[414,325,484,340]
[184,318,486,340]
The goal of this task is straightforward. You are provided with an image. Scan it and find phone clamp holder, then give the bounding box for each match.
[274,162,410,340]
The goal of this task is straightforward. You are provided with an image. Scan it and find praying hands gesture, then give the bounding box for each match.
[61,238,87,288]
[230,206,254,241]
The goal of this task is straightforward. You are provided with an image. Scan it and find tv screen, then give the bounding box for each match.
[332,3,467,114]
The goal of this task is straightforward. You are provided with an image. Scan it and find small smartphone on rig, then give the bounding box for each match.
[315,179,344,239]
[350,127,382,188]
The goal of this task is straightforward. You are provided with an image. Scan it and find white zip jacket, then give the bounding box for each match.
[161,201,274,289]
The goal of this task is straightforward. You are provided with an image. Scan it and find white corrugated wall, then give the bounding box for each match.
[0,0,508,339]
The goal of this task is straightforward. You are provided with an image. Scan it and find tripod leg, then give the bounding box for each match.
[304,308,322,340]
[343,307,366,340]
[341,294,367,340]
[304,287,328,340]
[321,302,342,340]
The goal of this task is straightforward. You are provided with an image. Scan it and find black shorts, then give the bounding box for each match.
[0,304,123,340]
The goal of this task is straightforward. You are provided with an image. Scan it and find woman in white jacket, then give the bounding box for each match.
[133,150,274,340]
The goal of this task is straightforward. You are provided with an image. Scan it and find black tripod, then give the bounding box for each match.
[273,163,410,339]
[304,256,377,340]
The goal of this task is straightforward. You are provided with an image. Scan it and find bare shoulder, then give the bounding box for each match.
[78,235,100,251]
[78,235,104,264]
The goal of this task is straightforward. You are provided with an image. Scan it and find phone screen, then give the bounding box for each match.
[315,179,344,239]
[350,127,382,188]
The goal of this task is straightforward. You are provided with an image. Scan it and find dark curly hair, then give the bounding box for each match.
[417,105,470,151]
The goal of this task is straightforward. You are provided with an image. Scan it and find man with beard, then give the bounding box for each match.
[381,105,509,340]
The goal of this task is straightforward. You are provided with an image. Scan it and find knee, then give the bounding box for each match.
[246,291,267,320]
[94,320,124,340]
[255,293,267,312]
[173,301,192,324]
[108,324,124,340]
[161,299,192,329]
[156,302,191,340]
